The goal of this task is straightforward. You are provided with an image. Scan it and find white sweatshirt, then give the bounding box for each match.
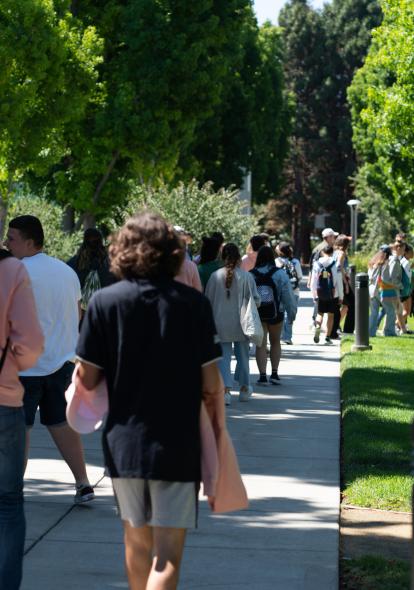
[311,256,344,301]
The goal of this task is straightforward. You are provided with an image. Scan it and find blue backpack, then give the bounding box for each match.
[316,261,335,301]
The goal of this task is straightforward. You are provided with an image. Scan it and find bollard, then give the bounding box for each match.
[351,273,372,352]
[349,264,356,294]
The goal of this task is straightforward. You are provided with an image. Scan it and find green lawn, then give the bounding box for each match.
[341,334,414,511]
[341,557,410,589]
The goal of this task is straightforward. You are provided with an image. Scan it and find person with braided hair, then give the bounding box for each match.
[205,243,260,406]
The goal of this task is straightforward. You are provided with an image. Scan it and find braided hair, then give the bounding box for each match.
[221,243,241,298]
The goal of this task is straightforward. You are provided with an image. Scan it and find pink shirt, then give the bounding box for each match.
[0,257,44,407]
[175,258,202,292]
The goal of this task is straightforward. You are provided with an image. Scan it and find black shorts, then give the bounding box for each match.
[263,312,284,326]
[20,362,75,427]
[317,298,339,315]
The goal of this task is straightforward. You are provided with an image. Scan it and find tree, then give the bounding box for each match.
[348,0,414,237]
[28,0,256,225]
[181,14,291,204]
[0,0,102,235]
[278,0,329,260]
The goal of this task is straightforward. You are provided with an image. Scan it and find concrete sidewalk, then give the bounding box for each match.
[22,287,340,590]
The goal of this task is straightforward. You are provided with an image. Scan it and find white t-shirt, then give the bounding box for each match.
[20,253,81,377]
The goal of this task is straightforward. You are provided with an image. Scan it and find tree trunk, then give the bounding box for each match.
[62,206,75,233]
[82,212,96,229]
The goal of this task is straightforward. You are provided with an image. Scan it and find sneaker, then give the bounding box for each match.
[313,325,321,344]
[74,484,95,505]
[224,391,232,406]
[325,337,333,345]
[269,372,280,385]
[284,340,293,345]
[239,387,251,402]
[256,374,268,385]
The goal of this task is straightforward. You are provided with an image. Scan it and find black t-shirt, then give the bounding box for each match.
[76,277,222,482]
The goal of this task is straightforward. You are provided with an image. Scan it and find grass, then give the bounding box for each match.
[341,332,414,511]
[341,556,410,589]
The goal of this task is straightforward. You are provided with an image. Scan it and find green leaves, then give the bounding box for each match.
[349,0,414,235]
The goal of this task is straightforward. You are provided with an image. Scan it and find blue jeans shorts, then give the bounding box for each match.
[20,361,75,427]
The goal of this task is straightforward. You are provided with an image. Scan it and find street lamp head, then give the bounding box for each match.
[347,199,361,208]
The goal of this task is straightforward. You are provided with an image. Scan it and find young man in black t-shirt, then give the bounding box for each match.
[76,213,223,590]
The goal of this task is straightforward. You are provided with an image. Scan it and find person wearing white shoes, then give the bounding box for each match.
[206,243,260,405]
[310,245,343,345]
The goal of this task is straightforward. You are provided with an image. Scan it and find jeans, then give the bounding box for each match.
[370,297,397,337]
[282,294,300,341]
[0,406,26,590]
[219,341,250,389]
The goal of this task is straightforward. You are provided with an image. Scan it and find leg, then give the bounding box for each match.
[255,323,268,375]
[268,322,283,373]
[382,298,397,336]
[0,406,26,590]
[218,342,233,389]
[326,313,334,338]
[123,521,153,590]
[146,527,187,590]
[369,297,380,337]
[48,424,89,485]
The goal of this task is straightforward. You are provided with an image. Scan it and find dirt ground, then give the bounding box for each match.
[340,505,412,561]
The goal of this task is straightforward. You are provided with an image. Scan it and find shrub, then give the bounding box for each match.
[111,181,258,253]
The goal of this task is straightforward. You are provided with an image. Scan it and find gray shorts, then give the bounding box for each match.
[112,478,197,529]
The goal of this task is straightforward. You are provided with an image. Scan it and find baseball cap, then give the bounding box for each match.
[65,366,108,434]
[322,228,339,238]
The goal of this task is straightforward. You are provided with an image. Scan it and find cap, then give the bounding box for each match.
[174,225,185,234]
[322,228,339,238]
[65,366,108,434]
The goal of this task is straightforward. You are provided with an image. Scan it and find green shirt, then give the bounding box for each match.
[198,260,223,290]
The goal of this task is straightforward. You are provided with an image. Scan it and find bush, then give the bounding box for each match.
[7,193,82,261]
[111,181,258,253]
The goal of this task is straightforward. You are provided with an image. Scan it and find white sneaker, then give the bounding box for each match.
[239,389,249,402]
[224,391,232,406]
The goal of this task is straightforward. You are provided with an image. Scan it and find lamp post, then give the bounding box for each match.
[347,199,361,253]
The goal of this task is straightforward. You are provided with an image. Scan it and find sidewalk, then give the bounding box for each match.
[22,287,340,590]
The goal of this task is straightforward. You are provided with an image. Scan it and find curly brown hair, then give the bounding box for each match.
[109,212,185,280]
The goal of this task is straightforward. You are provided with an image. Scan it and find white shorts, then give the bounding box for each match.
[112,478,197,529]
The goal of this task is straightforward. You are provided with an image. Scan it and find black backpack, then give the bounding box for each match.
[316,261,335,302]
[251,268,280,321]
[283,259,300,291]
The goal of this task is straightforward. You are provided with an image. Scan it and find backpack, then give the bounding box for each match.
[251,268,280,321]
[316,261,335,302]
[81,270,101,310]
[282,259,299,291]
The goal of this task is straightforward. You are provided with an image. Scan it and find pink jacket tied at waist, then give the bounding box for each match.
[66,368,248,514]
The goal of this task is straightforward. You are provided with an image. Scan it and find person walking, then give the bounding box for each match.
[275,242,302,345]
[0,248,44,590]
[310,245,344,345]
[75,212,223,590]
[67,228,114,315]
[5,215,95,504]
[332,235,353,337]
[400,243,413,332]
[368,244,401,337]
[251,246,297,384]
[197,236,223,290]
[206,243,260,405]
[241,234,267,272]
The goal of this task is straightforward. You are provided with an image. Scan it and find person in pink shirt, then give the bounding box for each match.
[175,257,202,292]
[0,249,44,590]
[241,235,268,272]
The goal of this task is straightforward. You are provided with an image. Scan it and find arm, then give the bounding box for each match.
[310,263,318,299]
[278,272,297,323]
[8,264,44,370]
[191,262,203,292]
[77,360,104,390]
[294,259,303,281]
[247,272,261,306]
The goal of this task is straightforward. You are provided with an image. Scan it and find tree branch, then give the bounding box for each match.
[93,150,120,206]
